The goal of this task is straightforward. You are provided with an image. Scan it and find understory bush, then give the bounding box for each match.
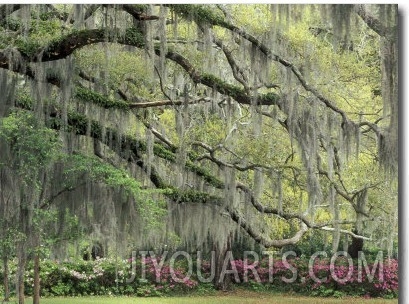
[0,255,398,298]
[231,256,398,298]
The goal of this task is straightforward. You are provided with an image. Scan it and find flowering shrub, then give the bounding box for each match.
[133,256,198,296]
[11,255,199,297]
[230,256,398,298]
[0,254,398,298]
[23,257,132,296]
[372,259,399,297]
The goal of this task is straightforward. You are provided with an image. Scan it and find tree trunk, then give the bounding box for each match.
[3,255,10,302]
[213,234,232,291]
[17,200,29,304]
[17,241,26,304]
[347,229,364,259]
[33,248,40,304]
[348,190,366,258]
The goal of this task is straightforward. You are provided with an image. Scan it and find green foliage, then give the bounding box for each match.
[15,39,42,57]
[39,11,69,21]
[9,15,66,57]
[259,92,280,105]
[193,282,216,295]
[144,142,224,189]
[123,27,145,47]
[185,162,224,189]
[0,255,397,299]
[65,111,89,135]
[165,188,220,205]
[75,87,130,110]
[64,153,141,196]
[0,224,25,258]
[35,208,82,252]
[200,74,245,100]
[63,153,166,228]
[0,110,60,182]
[229,5,274,35]
[15,90,35,109]
[75,43,157,101]
[170,5,225,25]
[187,115,226,146]
[282,230,332,257]
[152,143,177,162]
[0,17,21,31]
[310,285,345,298]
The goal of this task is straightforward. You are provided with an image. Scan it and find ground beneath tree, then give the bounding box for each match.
[36,290,397,304]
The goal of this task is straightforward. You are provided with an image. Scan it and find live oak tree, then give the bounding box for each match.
[0,4,398,300]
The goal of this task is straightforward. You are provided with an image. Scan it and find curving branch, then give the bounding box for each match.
[0,4,21,21]
[121,4,159,21]
[169,4,351,122]
[143,122,177,151]
[38,28,144,62]
[14,90,372,247]
[83,4,101,22]
[235,181,316,228]
[227,206,309,248]
[192,141,300,173]
[321,226,371,241]
[0,25,279,107]
[355,4,391,38]
[128,97,213,108]
[158,49,280,106]
[212,36,250,92]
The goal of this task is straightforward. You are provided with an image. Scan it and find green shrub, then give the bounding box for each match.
[0,254,398,298]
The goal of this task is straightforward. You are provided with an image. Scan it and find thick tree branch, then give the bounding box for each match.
[159,50,280,106]
[129,97,213,108]
[0,4,21,21]
[355,4,390,38]
[227,206,309,248]
[192,141,300,174]
[0,26,279,108]
[143,122,177,151]
[212,37,249,91]
[169,5,351,123]
[317,167,372,218]
[321,226,371,241]
[40,181,87,210]
[121,4,159,21]
[235,182,316,228]
[15,91,372,248]
[83,4,101,22]
[39,28,144,62]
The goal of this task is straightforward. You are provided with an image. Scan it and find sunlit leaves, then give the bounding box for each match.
[63,153,166,229]
[75,44,157,100]
[0,109,61,183]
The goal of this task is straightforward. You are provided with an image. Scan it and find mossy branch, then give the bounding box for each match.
[355,4,394,38]
[168,4,351,123]
[74,87,130,110]
[14,27,145,61]
[0,4,21,21]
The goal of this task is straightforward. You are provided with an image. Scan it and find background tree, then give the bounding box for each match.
[0,4,398,298]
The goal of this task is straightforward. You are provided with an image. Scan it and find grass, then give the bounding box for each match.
[32,291,398,304]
